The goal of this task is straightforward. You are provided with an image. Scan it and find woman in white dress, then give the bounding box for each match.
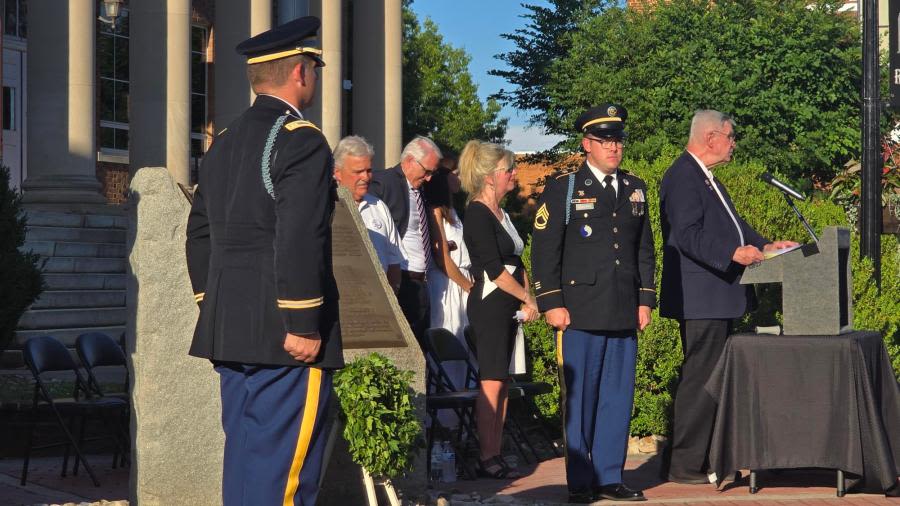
[424,165,474,395]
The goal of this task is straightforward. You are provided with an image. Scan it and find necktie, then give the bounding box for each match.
[603,174,616,203]
[414,189,432,270]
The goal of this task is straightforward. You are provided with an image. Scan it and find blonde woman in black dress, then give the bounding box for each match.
[460,140,539,479]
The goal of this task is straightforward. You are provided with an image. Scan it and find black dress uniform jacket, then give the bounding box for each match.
[659,151,769,321]
[369,165,412,238]
[185,95,343,369]
[532,163,656,331]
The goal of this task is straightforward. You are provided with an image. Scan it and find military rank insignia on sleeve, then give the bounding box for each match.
[534,203,550,230]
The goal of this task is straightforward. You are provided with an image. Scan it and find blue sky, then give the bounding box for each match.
[410,0,566,152]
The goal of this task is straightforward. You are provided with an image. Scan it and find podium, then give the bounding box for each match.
[740,226,853,335]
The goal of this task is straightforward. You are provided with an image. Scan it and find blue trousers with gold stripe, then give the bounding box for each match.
[558,329,637,491]
[215,363,333,506]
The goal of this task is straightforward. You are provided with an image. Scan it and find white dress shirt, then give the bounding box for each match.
[687,150,745,246]
[358,193,406,272]
[401,180,428,272]
[586,160,619,196]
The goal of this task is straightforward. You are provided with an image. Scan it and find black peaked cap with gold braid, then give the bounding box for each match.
[236,16,325,67]
[574,103,628,139]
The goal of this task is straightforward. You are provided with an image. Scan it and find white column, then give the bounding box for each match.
[130,0,191,186]
[309,0,342,148]
[214,0,272,131]
[22,0,106,207]
[352,0,402,168]
[383,0,402,167]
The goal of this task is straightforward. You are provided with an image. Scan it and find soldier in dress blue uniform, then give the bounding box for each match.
[185,16,342,506]
[531,104,655,503]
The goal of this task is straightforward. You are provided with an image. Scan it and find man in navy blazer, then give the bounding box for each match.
[369,136,442,343]
[659,110,797,484]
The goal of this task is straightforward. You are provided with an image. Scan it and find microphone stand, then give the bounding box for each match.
[782,191,818,243]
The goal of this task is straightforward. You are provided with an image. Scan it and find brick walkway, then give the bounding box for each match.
[434,455,899,505]
[1,453,896,505]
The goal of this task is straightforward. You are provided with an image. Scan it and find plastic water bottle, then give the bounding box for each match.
[441,441,456,483]
[430,442,444,484]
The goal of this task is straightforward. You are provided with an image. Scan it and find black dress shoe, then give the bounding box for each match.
[596,483,646,501]
[667,469,711,484]
[567,489,596,504]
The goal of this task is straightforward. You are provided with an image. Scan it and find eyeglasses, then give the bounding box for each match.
[415,159,437,177]
[496,163,516,174]
[712,130,737,142]
[585,136,624,149]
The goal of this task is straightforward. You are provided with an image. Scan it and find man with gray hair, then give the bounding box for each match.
[369,136,443,343]
[333,135,404,291]
[659,110,797,484]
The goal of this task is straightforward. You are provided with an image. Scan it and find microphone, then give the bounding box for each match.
[759,172,806,201]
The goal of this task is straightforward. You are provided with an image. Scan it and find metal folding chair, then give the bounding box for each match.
[21,335,128,486]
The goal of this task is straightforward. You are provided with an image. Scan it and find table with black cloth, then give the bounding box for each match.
[704,331,900,494]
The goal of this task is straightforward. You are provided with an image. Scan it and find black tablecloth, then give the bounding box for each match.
[705,331,900,492]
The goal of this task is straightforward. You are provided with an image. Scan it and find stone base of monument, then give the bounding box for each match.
[128,169,426,505]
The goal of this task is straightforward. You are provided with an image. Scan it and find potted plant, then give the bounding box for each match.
[334,353,423,506]
[828,128,900,234]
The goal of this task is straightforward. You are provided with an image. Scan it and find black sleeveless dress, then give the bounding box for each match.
[463,202,524,380]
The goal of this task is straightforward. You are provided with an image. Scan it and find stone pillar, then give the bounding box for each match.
[22,0,106,208]
[214,0,272,131]
[129,0,191,186]
[353,0,401,168]
[309,0,342,148]
[127,167,223,505]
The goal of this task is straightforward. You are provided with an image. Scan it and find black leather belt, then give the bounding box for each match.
[401,270,427,282]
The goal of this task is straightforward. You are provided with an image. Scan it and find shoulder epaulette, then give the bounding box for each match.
[553,167,578,180]
[284,119,321,132]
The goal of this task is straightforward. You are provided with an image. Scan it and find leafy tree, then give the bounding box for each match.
[403,1,507,152]
[494,0,861,183]
[0,165,44,356]
[490,0,605,129]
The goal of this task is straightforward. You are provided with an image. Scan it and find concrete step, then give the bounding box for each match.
[31,290,126,309]
[25,210,127,229]
[17,307,126,330]
[25,225,126,244]
[21,240,127,258]
[42,257,126,274]
[43,273,125,291]
[13,325,125,348]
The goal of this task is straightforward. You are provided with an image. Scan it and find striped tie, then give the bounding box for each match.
[414,188,432,271]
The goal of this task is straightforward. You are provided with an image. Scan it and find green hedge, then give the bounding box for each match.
[519,146,900,436]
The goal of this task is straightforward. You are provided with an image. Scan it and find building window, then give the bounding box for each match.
[97,5,130,153]
[3,0,27,39]
[3,87,14,131]
[191,25,208,161]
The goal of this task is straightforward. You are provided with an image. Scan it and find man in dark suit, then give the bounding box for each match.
[659,110,797,484]
[369,136,442,342]
[185,17,342,505]
[532,104,655,503]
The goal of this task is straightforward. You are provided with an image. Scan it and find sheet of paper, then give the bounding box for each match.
[763,244,803,260]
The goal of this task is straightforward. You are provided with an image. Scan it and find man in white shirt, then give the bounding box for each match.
[659,110,797,484]
[333,136,404,292]
[369,136,443,342]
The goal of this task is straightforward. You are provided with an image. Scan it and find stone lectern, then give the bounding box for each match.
[740,226,853,335]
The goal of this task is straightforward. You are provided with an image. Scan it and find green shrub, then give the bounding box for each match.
[520,146,900,437]
[333,353,423,479]
[0,165,44,355]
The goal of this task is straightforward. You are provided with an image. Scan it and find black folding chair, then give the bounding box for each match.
[464,325,562,458]
[76,332,130,467]
[75,332,128,400]
[424,327,537,467]
[21,336,128,487]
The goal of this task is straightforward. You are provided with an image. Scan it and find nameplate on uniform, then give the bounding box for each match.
[572,198,596,211]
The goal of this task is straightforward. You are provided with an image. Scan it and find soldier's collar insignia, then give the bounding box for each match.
[585,179,593,186]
